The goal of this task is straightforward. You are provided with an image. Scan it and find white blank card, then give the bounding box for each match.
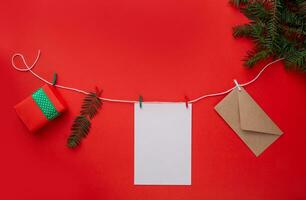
[134,103,192,185]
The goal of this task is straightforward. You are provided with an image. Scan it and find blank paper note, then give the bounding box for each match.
[134,103,192,185]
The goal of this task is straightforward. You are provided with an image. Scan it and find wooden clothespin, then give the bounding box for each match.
[233,79,241,91]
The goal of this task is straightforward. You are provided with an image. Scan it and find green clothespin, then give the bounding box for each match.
[139,95,143,109]
[52,72,57,86]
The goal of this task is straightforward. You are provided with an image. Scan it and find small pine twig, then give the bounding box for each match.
[80,92,102,119]
[67,89,102,148]
[67,116,91,148]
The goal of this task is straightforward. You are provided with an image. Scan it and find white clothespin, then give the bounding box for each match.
[233,79,241,91]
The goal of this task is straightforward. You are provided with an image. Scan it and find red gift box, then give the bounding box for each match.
[15,85,66,132]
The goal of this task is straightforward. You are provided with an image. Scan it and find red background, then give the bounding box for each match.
[1,0,306,199]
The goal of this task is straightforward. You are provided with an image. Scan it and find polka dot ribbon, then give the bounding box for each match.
[32,88,59,120]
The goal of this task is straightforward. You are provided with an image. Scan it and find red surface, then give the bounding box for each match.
[0,0,306,199]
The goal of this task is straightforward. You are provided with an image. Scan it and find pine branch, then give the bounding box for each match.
[244,49,271,67]
[233,24,253,38]
[279,35,299,57]
[231,0,306,71]
[80,92,102,119]
[282,24,306,38]
[266,0,282,51]
[230,0,249,7]
[286,50,306,71]
[233,22,266,47]
[281,9,305,27]
[297,1,306,16]
[67,116,91,148]
[241,1,270,21]
[67,89,102,149]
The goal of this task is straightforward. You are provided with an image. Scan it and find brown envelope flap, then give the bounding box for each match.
[238,88,282,135]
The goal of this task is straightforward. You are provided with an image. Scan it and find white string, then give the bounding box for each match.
[188,58,284,103]
[11,50,284,104]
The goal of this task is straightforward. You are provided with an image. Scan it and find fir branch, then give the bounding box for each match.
[80,92,102,119]
[297,1,306,16]
[266,0,282,51]
[67,89,102,149]
[241,2,270,21]
[67,116,91,148]
[250,22,267,47]
[230,0,249,7]
[282,24,306,37]
[281,9,305,27]
[244,49,271,67]
[233,24,253,38]
[279,35,299,57]
[286,50,306,71]
[233,22,266,47]
[231,0,306,70]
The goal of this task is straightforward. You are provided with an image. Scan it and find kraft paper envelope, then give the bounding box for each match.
[215,87,283,156]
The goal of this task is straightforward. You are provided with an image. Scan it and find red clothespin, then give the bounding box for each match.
[95,86,103,97]
[184,95,189,109]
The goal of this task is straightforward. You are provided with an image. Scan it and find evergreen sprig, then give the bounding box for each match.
[231,0,306,71]
[81,92,102,119]
[67,89,102,148]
